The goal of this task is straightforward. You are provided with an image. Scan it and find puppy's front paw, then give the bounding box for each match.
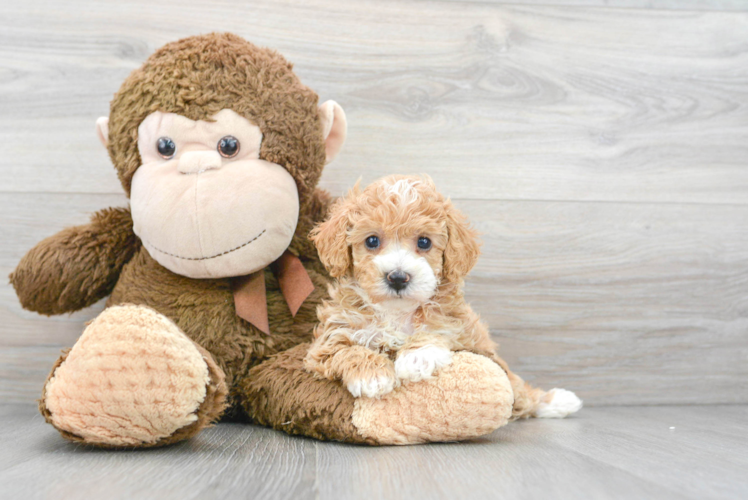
[535,388,583,418]
[347,375,396,399]
[395,346,453,383]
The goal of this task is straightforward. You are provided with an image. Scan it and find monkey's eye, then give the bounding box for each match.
[365,236,380,250]
[156,137,176,159]
[217,136,240,158]
[417,237,432,250]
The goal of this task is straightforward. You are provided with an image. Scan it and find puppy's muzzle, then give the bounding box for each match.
[386,269,410,292]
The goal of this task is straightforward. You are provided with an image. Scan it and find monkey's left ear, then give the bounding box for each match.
[95,117,109,148]
[318,100,347,164]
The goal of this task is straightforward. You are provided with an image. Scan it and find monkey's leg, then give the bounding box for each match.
[40,305,227,448]
[240,343,514,445]
[491,355,582,420]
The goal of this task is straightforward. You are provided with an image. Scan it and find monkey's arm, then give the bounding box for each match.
[10,207,140,315]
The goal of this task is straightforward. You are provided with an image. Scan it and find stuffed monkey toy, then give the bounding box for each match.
[11,33,567,448]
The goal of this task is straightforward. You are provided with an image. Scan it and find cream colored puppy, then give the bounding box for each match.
[304,175,582,421]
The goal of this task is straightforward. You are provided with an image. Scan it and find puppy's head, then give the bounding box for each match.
[311,175,480,304]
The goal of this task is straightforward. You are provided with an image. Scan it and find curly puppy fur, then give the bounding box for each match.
[305,175,550,416]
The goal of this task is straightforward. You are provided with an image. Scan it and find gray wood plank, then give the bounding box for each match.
[597,404,748,437]
[315,429,680,500]
[0,1,746,205]
[316,406,748,500]
[3,194,747,405]
[0,193,128,270]
[464,199,748,406]
[0,405,316,500]
[2,404,745,500]
[447,1,748,11]
[2,0,747,412]
[4,404,747,500]
[540,406,748,499]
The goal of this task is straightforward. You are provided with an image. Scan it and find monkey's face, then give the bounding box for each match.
[97,35,348,279]
[129,109,300,278]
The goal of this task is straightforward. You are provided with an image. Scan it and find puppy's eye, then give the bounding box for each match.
[217,135,240,158]
[365,236,380,249]
[156,137,176,159]
[417,237,432,250]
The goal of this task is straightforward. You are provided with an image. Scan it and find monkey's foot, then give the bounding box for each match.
[353,352,512,444]
[244,346,513,445]
[40,305,227,448]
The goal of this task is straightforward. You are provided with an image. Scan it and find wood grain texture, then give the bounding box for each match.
[0,404,317,500]
[2,194,746,404]
[0,1,747,203]
[1,0,747,406]
[1,403,746,500]
[449,0,748,11]
[465,199,748,405]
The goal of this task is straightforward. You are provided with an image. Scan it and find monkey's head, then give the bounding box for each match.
[96,33,346,279]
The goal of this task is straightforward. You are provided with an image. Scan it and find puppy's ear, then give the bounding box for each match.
[310,190,358,277]
[442,200,481,282]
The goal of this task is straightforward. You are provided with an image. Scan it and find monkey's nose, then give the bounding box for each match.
[386,270,410,291]
[178,151,223,174]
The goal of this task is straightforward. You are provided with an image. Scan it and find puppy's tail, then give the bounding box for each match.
[491,355,583,420]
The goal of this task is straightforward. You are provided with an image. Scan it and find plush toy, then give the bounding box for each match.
[11,33,578,448]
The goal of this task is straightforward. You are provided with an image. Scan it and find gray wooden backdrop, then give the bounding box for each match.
[1,0,746,406]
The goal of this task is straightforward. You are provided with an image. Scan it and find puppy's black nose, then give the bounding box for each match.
[386,270,410,291]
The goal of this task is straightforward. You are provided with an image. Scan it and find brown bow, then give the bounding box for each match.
[231,250,315,334]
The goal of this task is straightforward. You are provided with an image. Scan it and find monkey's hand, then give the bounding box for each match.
[10,207,139,315]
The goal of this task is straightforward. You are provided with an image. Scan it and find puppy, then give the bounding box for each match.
[305,175,582,419]
[305,175,504,398]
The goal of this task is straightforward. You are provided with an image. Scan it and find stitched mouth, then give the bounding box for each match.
[144,229,266,261]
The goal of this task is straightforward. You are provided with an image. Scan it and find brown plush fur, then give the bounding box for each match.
[10,34,335,436]
[239,343,374,444]
[11,207,139,316]
[107,33,326,207]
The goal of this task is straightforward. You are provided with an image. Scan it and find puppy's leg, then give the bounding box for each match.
[305,333,396,398]
[338,347,398,399]
[491,355,582,419]
[395,334,454,383]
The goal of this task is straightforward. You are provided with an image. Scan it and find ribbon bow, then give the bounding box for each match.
[231,250,315,334]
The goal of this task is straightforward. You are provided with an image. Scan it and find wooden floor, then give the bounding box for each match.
[1,403,745,500]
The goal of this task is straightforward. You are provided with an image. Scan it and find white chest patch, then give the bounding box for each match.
[350,300,419,352]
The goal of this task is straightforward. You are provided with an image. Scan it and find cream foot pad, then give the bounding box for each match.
[42,305,216,447]
[352,352,514,445]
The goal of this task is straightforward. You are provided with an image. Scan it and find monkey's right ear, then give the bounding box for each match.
[318,100,347,164]
[95,117,109,148]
